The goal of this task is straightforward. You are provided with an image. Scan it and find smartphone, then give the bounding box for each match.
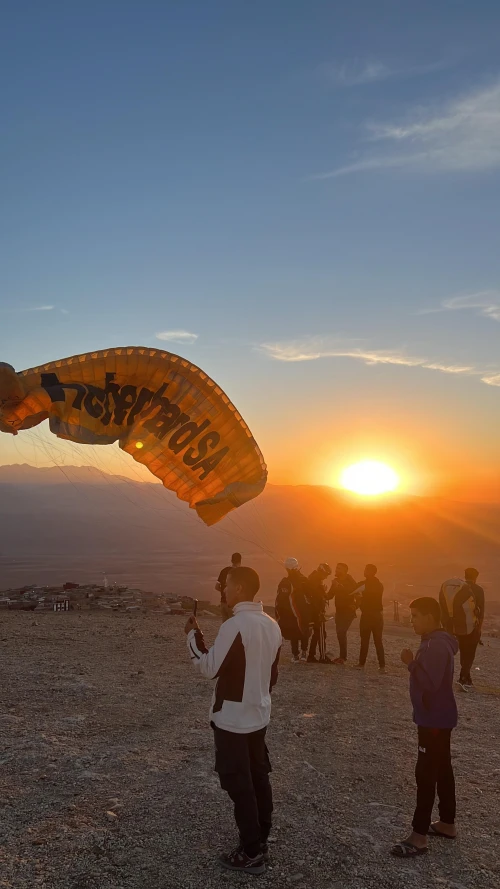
[193,599,198,617]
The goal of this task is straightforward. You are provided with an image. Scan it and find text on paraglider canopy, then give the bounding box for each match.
[40,372,229,480]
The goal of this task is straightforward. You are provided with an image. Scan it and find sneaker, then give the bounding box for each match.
[319,656,333,664]
[307,656,319,663]
[291,655,300,664]
[355,663,365,669]
[219,847,266,875]
[379,666,387,674]
[299,651,308,663]
[332,657,345,665]
[228,842,270,864]
[457,681,469,693]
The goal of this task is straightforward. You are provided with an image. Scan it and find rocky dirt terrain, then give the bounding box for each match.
[1,612,499,889]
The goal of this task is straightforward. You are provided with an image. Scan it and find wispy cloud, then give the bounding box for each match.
[312,80,500,178]
[259,337,498,387]
[156,330,199,345]
[318,58,447,88]
[319,60,391,87]
[482,373,500,386]
[25,305,69,315]
[418,291,500,322]
[0,304,66,316]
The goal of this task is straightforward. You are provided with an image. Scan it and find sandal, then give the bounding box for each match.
[428,824,456,840]
[391,841,428,858]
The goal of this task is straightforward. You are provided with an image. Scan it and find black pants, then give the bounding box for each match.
[335,611,355,660]
[309,619,326,660]
[412,727,456,836]
[458,630,479,684]
[290,630,309,657]
[359,613,385,667]
[212,724,273,858]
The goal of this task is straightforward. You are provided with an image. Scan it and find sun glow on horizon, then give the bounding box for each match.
[340,460,400,496]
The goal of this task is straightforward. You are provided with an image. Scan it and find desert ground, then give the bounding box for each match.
[1,611,499,889]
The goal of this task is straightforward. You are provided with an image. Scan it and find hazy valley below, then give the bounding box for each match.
[0,464,499,606]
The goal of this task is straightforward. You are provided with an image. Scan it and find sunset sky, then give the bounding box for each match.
[1,1,500,502]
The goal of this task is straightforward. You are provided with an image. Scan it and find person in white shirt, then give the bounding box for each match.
[185,566,282,876]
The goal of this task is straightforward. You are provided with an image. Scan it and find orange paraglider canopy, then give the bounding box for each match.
[0,347,267,525]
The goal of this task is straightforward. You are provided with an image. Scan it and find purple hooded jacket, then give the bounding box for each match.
[408,629,458,729]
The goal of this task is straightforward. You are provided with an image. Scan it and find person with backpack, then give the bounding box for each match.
[439,568,485,691]
[275,557,310,663]
[356,564,386,672]
[306,563,333,664]
[391,597,458,858]
[329,562,359,664]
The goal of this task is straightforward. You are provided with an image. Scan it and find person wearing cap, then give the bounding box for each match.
[306,563,333,664]
[216,553,242,622]
[275,558,310,663]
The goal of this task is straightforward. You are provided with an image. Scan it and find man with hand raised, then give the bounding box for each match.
[185,566,282,876]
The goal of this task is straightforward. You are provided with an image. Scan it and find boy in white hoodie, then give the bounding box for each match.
[186,566,282,875]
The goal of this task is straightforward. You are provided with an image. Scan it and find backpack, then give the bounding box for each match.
[275,577,293,623]
[439,578,478,636]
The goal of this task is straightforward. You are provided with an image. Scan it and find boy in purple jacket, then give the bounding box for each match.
[391,597,458,858]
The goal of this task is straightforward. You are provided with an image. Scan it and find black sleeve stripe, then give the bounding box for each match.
[194,629,209,654]
[189,641,200,660]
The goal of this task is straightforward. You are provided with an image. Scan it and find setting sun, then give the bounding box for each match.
[340,461,400,496]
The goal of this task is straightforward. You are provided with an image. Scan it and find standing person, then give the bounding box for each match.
[330,562,358,664]
[186,566,282,875]
[275,557,310,663]
[439,568,485,691]
[307,563,333,664]
[356,564,386,672]
[391,597,458,858]
[215,552,242,622]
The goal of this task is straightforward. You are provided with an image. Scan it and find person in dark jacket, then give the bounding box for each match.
[329,562,358,664]
[306,562,332,663]
[356,564,385,671]
[216,553,242,622]
[275,557,310,663]
[391,597,458,859]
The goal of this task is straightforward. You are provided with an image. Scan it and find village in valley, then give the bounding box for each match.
[1,577,499,638]
[0,578,219,618]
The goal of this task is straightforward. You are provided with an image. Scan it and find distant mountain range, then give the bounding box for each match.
[0,463,498,601]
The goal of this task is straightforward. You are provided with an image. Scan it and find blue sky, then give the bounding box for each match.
[1,0,500,496]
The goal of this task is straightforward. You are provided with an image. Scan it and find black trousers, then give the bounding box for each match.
[412,727,456,836]
[458,630,479,684]
[212,724,273,858]
[290,629,309,657]
[359,612,385,667]
[335,612,355,660]
[309,618,327,660]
